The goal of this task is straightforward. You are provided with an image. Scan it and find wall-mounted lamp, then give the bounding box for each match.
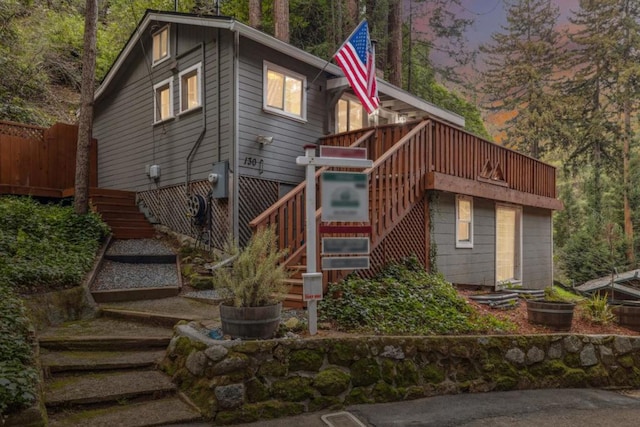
[256,135,274,145]
[398,115,407,124]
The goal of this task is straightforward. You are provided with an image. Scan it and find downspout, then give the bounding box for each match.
[231,28,240,241]
[185,42,207,196]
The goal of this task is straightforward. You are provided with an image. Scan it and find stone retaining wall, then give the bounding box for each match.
[163,325,640,425]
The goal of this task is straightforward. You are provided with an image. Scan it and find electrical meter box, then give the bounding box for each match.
[210,161,229,199]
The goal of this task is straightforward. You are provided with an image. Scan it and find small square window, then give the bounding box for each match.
[152,26,170,65]
[263,61,306,120]
[153,78,174,123]
[456,195,473,248]
[179,64,201,113]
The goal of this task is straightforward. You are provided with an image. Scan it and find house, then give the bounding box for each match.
[92,10,563,305]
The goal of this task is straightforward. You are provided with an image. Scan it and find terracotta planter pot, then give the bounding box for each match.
[219,302,282,339]
[526,300,575,331]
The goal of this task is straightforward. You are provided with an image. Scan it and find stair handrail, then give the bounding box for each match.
[249,129,376,231]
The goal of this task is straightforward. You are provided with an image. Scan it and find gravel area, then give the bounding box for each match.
[93,261,178,291]
[106,239,175,256]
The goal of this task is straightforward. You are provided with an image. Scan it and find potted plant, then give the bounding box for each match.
[213,226,290,339]
[525,286,578,331]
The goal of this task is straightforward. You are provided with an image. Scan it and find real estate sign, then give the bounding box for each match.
[321,172,368,222]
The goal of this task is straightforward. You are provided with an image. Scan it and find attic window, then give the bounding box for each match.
[153,77,174,123]
[263,61,306,121]
[179,63,201,113]
[152,26,170,65]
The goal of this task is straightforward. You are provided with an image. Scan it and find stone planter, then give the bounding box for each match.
[219,302,282,339]
[526,300,575,331]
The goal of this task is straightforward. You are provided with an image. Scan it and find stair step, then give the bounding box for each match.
[47,396,202,427]
[45,370,175,408]
[91,286,181,303]
[39,336,172,351]
[111,228,156,239]
[100,308,203,328]
[104,254,177,264]
[284,278,304,286]
[287,264,307,272]
[101,219,155,228]
[93,200,140,212]
[89,188,136,199]
[41,349,165,374]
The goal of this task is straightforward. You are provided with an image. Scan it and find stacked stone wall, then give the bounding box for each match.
[163,326,640,425]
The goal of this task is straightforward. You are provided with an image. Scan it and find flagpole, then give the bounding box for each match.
[306,20,368,91]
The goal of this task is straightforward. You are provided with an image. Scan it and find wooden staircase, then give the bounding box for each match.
[90,188,155,239]
[250,121,430,308]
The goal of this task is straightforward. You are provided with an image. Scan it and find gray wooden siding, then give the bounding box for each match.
[432,192,553,289]
[432,192,496,286]
[522,206,553,289]
[94,23,225,191]
[237,38,326,185]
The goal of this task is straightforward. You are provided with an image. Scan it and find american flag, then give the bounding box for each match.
[334,20,380,114]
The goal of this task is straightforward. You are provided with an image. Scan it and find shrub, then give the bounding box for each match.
[212,226,290,307]
[0,284,38,417]
[0,196,109,292]
[319,257,515,335]
[580,293,615,325]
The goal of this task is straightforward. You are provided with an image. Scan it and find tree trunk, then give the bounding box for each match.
[623,100,634,264]
[345,0,358,35]
[273,0,289,43]
[249,0,261,29]
[387,0,402,86]
[74,0,98,215]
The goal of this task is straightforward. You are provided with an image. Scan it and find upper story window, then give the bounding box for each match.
[336,97,364,133]
[456,195,473,248]
[152,25,170,65]
[153,77,174,123]
[263,61,306,121]
[179,63,202,113]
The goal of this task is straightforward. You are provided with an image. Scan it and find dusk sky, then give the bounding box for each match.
[459,0,580,51]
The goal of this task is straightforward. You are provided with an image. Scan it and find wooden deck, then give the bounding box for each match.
[250,118,561,306]
[0,121,97,198]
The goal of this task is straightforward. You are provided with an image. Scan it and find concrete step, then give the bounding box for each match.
[39,336,172,351]
[41,349,166,374]
[47,396,202,427]
[45,370,175,408]
[100,308,206,328]
[91,286,181,303]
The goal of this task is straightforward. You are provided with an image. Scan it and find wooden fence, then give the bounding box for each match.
[0,121,97,198]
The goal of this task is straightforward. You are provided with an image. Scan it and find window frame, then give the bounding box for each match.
[495,203,522,285]
[455,195,474,248]
[336,96,365,133]
[153,77,174,124]
[152,25,171,66]
[263,61,307,121]
[178,63,202,114]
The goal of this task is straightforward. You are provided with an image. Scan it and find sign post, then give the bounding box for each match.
[296,145,373,336]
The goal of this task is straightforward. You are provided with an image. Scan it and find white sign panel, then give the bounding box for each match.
[321,172,369,222]
[302,272,323,301]
[322,237,370,255]
[322,256,370,270]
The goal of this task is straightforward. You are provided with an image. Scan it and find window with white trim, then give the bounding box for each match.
[153,78,173,123]
[179,63,202,113]
[496,204,522,284]
[152,25,170,65]
[263,61,306,120]
[456,195,473,248]
[336,97,364,133]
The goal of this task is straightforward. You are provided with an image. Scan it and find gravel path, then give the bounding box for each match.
[106,239,175,256]
[93,261,178,291]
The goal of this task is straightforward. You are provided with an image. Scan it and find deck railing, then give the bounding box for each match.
[250,118,558,276]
